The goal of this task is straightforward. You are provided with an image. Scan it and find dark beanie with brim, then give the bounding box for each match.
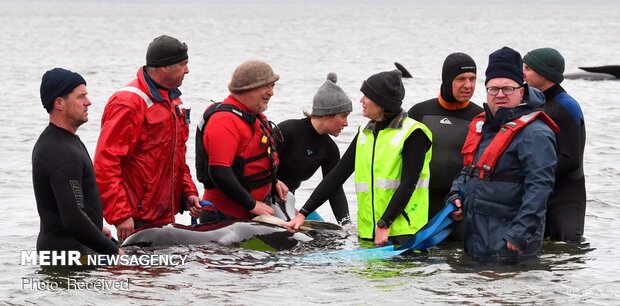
[441,52,477,103]
[360,69,405,113]
[485,46,524,85]
[40,68,87,113]
[523,47,565,84]
[146,35,188,67]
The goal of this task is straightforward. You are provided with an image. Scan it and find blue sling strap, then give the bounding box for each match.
[304,202,458,262]
[396,202,457,252]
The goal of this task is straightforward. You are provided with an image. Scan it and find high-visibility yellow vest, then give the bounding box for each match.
[354,117,432,239]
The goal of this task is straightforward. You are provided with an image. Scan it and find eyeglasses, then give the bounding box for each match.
[486,86,522,96]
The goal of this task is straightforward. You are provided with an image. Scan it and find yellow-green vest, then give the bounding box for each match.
[354,117,432,239]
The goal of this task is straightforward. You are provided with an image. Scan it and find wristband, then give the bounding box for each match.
[376,219,390,229]
[299,208,310,217]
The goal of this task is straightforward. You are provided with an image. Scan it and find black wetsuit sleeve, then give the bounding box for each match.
[322,141,349,224]
[380,129,429,224]
[209,165,257,210]
[50,165,118,254]
[275,123,287,156]
[303,135,357,214]
[553,110,582,176]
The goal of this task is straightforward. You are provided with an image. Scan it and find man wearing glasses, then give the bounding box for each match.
[447,47,558,263]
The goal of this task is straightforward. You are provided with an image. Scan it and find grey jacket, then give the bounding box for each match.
[448,87,557,263]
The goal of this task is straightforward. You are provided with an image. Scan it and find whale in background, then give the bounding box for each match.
[564,65,620,80]
[122,220,312,251]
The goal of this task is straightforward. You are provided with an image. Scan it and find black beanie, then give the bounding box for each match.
[360,69,405,113]
[440,52,477,103]
[40,68,87,113]
[485,46,524,85]
[146,35,189,67]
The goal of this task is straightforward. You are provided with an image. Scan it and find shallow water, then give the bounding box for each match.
[1,0,620,304]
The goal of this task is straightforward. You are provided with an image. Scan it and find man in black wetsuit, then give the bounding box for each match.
[276,72,352,224]
[407,52,483,241]
[32,68,121,256]
[523,48,587,242]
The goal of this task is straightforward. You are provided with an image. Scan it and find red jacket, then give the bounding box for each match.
[202,96,279,219]
[94,67,198,226]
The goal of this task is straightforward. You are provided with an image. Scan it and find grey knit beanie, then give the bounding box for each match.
[311,72,352,117]
[228,60,280,93]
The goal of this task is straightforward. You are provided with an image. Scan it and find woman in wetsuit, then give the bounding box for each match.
[276,73,352,224]
[286,70,432,246]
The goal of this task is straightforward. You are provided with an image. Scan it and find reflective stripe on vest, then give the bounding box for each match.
[355,182,369,193]
[375,177,430,190]
[354,117,432,239]
[117,86,154,108]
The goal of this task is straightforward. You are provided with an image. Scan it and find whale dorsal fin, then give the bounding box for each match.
[579,65,620,78]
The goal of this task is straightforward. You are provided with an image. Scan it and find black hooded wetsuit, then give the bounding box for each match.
[408,98,482,241]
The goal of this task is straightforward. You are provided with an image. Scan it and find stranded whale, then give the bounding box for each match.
[123,194,343,251]
[564,65,620,80]
[122,220,313,251]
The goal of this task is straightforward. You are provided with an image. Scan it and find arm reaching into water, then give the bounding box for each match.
[285,134,357,230]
